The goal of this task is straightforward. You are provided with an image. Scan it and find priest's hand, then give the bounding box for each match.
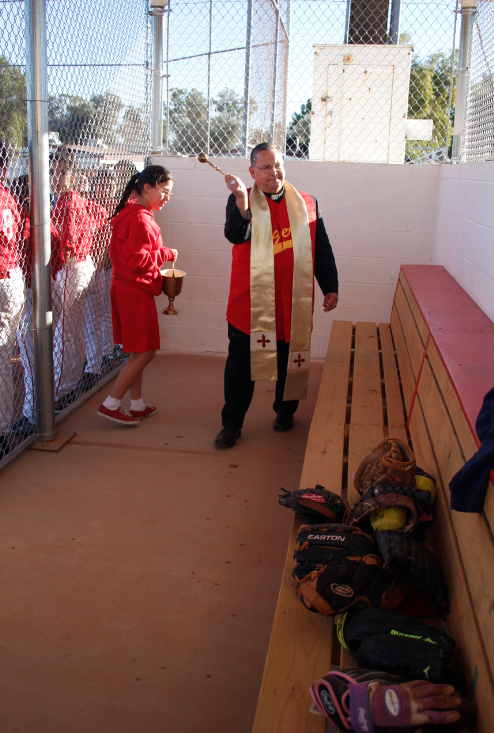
[225,175,249,218]
[323,293,338,312]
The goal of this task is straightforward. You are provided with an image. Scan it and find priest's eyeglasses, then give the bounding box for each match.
[253,163,284,173]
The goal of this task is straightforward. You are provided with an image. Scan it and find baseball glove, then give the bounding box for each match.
[310,670,476,732]
[362,482,432,511]
[279,485,346,524]
[376,531,449,610]
[354,438,416,494]
[345,492,419,535]
[293,523,377,580]
[294,554,405,616]
[338,608,463,690]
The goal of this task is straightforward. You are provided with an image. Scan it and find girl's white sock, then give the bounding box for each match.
[131,398,145,412]
[103,396,121,410]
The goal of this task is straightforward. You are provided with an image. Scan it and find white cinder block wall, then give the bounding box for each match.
[433,162,494,323]
[151,155,440,357]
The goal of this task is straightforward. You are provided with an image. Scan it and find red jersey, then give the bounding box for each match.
[110,203,174,296]
[17,206,64,288]
[0,182,21,277]
[226,189,317,340]
[51,190,92,262]
[85,199,111,267]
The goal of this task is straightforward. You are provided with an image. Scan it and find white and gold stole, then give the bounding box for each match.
[249,181,313,401]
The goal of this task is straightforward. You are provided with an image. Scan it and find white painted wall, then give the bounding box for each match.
[433,161,494,323]
[151,155,440,357]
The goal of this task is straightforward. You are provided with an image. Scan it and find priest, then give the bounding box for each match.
[215,142,338,448]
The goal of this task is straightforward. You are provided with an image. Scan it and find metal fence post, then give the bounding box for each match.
[165,0,171,154]
[150,0,166,154]
[24,0,56,441]
[452,0,477,161]
[389,0,401,44]
[206,0,213,155]
[344,0,351,43]
[270,1,280,144]
[242,0,253,158]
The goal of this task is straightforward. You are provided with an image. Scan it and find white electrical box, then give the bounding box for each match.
[310,44,413,164]
[406,118,434,141]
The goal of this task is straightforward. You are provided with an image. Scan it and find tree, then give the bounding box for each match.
[408,51,456,154]
[91,92,124,145]
[166,88,208,154]
[119,105,149,152]
[48,92,124,146]
[0,56,27,148]
[286,98,311,156]
[210,89,243,154]
[165,87,243,155]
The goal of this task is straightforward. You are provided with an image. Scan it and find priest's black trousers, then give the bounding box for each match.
[221,323,299,428]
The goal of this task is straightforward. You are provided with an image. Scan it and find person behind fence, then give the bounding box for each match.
[215,142,339,449]
[97,165,177,426]
[80,168,116,392]
[0,141,26,459]
[50,149,96,410]
[12,175,64,436]
[114,160,138,201]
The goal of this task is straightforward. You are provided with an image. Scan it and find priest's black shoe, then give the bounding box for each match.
[215,426,241,448]
[273,412,294,432]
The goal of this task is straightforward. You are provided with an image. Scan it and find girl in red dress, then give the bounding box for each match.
[97,165,177,425]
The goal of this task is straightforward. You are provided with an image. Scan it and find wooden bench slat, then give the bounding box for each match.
[391,300,494,733]
[252,322,353,733]
[251,514,331,733]
[379,323,408,443]
[348,322,384,506]
[311,321,353,428]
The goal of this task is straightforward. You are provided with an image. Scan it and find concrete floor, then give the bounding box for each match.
[0,353,323,733]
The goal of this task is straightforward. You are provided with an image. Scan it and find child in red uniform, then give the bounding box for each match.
[13,175,63,433]
[97,165,177,425]
[51,150,96,406]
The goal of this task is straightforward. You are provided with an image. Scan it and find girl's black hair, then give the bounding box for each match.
[113,165,173,217]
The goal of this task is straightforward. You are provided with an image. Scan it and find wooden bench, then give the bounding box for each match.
[252,265,494,733]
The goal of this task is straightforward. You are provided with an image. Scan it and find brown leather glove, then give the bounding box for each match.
[294,554,405,616]
[344,492,418,536]
[354,438,416,494]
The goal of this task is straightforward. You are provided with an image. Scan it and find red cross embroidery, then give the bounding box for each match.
[257,334,271,348]
[293,353,305,368]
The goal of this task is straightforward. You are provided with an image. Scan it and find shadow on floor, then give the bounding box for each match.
[0,352,323,733]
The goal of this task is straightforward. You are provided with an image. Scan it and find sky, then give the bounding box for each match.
[0,0,460,125]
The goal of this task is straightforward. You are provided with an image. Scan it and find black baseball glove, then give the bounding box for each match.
[376,531,449,610]
[294,554,406,616]
[338,608,464,691]
[293,523,377,580]
[279,485,346,524]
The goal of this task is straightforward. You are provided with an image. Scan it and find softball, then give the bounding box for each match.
[370,507,408,533]
[415,474,436,503]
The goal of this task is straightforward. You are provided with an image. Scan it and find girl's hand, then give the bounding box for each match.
[171,249,178,262]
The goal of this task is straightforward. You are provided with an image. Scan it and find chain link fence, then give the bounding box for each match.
[464,0,494,161]
[0,0,151,463]
[163,0,289,156]
[163,0,460,164]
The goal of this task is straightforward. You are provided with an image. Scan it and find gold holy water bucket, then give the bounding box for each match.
[161,268,185,315]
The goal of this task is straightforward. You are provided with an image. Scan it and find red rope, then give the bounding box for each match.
[406,333,431,433]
